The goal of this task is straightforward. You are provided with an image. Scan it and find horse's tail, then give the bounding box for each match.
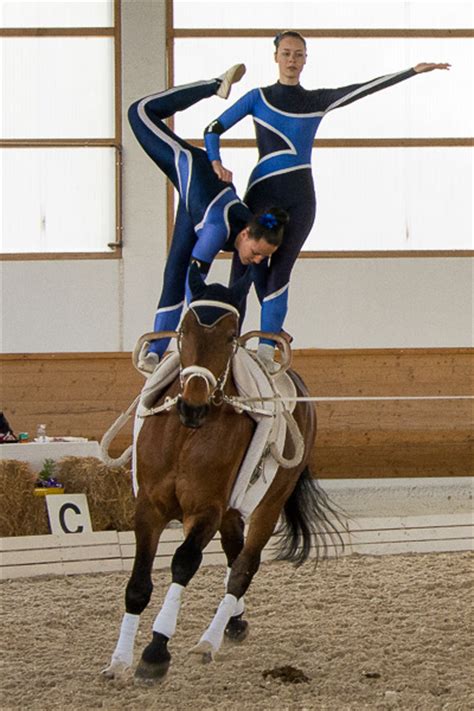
[274,466,348,566]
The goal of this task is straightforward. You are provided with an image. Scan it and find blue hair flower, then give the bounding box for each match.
[259,213,278,229]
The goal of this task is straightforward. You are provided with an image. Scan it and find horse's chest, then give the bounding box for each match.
[176,418,252,472]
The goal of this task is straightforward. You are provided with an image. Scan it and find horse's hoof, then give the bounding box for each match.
[190,640,215,663]
[134,658,170,684]
[101,660,130,680]
[225,616,249,643]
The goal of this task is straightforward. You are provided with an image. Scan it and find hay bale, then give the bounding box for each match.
[56,457,135,532]
[0,460,50,537]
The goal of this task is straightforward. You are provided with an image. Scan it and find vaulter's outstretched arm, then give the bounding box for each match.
[316,62,450,114]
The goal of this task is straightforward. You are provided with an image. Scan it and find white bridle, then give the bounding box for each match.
[178,300,240,404]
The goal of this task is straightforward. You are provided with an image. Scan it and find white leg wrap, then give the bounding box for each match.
[152,582,184,639]
[225,567,245,616]
[111,612,140,667]
[198,593,238,653]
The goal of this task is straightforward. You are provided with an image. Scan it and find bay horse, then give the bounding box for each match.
[103,266,343,683]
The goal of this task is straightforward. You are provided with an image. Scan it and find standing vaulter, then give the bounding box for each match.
[128,65,289,373]
[205,31,451,369]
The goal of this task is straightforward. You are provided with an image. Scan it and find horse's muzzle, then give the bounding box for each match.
[177,397,210,429]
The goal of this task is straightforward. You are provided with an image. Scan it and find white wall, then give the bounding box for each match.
[1,0,472,354]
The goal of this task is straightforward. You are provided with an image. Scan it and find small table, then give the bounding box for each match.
[0,440,102,472]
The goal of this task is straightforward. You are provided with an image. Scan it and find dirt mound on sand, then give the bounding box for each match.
[262,665,310,684]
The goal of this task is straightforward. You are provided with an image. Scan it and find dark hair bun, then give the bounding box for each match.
[266,206,290,227]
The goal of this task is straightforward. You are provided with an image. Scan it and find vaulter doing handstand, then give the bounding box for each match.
[128,64,289,373]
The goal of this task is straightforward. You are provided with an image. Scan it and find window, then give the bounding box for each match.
[0,0,121,257]
[170,0,473,254]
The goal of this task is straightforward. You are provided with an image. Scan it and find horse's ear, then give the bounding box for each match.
[188,261,207,301]
[229,267,253,306]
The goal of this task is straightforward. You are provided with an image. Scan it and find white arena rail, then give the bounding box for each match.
[1,478,472,580]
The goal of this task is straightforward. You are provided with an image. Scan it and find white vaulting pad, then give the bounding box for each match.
[132,352,181,495]
[131,347,299,518]
[229,349,298,520]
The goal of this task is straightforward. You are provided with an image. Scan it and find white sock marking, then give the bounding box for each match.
[152,582,185,639]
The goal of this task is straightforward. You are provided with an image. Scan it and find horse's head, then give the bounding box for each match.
[176,264,252,428]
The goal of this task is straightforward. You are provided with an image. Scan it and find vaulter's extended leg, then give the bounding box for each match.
[148,201,197,358]
[128,79,220,198]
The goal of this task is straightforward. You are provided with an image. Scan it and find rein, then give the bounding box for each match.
[140,391,474,420]
[222,394,474,404]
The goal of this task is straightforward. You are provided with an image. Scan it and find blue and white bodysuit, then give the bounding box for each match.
[205,68,417,338]
[128,80,251,356]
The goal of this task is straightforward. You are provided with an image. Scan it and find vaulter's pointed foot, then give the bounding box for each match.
[216,63,246,99]
[137,343,160,375]
[189,639,215,663]
[256,343,280,374]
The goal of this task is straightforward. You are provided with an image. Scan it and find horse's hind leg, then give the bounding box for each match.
[194,505,281,660]
[102,495,166,679]
[219,509,248,642]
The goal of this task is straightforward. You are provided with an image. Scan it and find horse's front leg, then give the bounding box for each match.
[135,506,222,681]
[102,494,166,679]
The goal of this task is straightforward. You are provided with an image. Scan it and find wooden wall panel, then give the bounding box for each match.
[292,349,473,397]
[2,354,142,456]
[1,349,472,478]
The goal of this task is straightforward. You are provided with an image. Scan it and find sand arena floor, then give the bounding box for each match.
[1,551,472,711]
